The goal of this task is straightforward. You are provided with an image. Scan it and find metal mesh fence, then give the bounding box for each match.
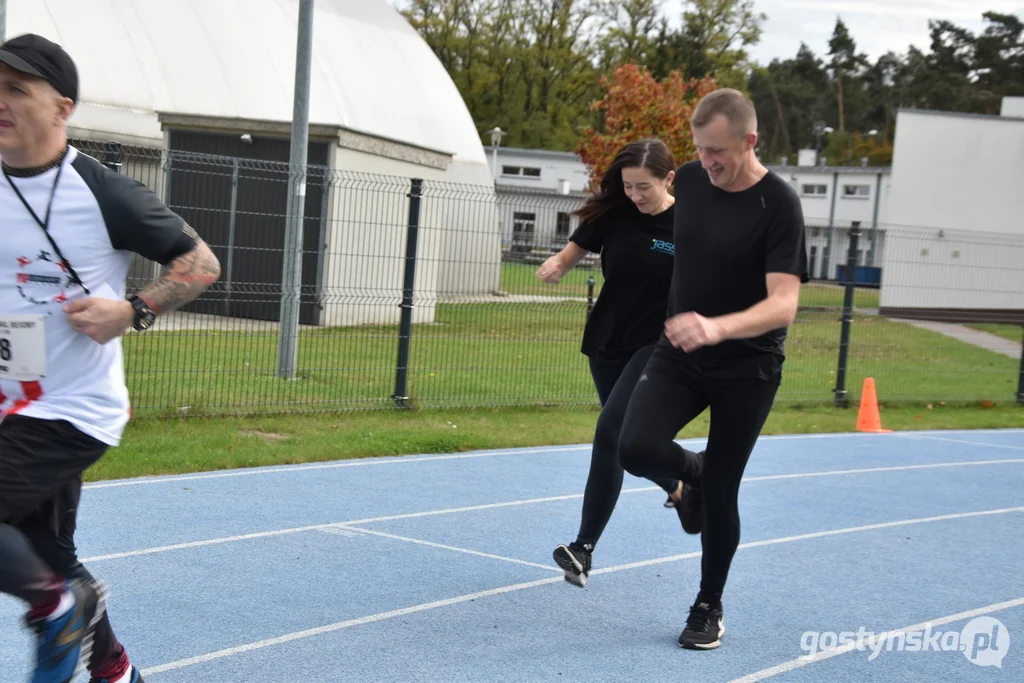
[71,141,1024,417]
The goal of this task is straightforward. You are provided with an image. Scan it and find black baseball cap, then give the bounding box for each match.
[0,33,78,103]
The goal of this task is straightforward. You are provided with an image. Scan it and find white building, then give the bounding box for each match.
[769,152,891,282]
[6,0,501,326]
[1002,97,1024,118]
[486,145,892,280]
[483,147,590,254]
[879,104,1024,323]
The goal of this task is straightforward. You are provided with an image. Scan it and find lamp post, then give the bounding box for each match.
[489,127,506,182]
[813,121,834,164]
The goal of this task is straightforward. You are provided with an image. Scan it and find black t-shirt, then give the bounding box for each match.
[664,160,808,374]
[571,202,676,361]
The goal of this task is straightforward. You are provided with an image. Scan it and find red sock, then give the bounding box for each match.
[25,579,67,622]
[92,650,130,681]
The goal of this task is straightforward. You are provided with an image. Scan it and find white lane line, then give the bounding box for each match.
[79,488,651,563]
[745,458,1024,482]
[85,429,1024,490]
[729,597,1024,682]
[332,525,560,572]
[895,433,1024,451]
[82,458,1024,564]
[140,506,1024,677]
[83,445,588,490]
[594,506,1024,575]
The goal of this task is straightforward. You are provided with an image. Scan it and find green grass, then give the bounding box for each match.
[966,323,1024,345]
[498,262,880,308]
[89,401,1024,482]
[500,260,602,298]
[122,300,1019,417]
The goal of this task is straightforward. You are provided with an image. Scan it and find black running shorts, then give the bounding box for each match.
[0,414,107,525]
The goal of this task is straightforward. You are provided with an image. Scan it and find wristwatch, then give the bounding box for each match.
[128,295,157,331]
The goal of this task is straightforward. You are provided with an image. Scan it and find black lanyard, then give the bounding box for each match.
[2,159,91,296]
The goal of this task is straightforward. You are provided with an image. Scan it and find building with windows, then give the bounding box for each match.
[770,150,890,282]
[483,147,591,255]
[486,145,891,280]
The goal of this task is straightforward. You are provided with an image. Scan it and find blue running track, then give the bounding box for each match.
[1,429,1022,682]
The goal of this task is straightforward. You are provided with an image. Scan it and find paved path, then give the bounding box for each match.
[890,318,1022,359]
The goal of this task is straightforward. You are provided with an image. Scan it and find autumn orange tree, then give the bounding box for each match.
[576,64,719,183]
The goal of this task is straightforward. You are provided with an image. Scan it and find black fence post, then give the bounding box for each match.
[1017,326,1024,405]
[586,276,596,318]
[834,225,861,407]
[392,178,423,409]
[101,141,122,172]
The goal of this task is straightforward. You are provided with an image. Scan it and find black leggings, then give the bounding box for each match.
[575,346,682,548]
[618,345,780,602]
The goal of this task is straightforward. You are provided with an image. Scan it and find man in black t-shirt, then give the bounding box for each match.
[617,89,808,650]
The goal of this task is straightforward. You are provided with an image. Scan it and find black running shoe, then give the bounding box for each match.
[552,542,592,588]
[679,600,725,650]
[674,450,705,534]
[674,482,704,534]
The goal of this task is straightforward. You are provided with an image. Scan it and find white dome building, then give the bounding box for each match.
[5,0,501,325]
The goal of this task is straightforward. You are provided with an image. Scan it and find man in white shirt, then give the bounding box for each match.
[0,34,222,683]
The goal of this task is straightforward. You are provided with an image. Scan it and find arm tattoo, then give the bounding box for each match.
[139,235,221,314]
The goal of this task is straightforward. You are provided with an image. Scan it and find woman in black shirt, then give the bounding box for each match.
[536,139,704,588]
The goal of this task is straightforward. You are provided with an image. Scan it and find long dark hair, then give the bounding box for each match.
[575,139,675,224]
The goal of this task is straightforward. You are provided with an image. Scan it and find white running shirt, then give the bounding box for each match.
[0,146,193,446]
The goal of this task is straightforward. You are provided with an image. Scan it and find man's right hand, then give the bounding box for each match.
[536,255,567,284]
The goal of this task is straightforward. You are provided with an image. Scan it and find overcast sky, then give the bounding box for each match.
[661,0,1024,64]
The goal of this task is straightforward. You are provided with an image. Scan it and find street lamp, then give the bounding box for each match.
[488,127,506,182]
[813,121,834,165]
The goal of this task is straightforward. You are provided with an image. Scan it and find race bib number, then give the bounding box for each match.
[0,315,46,381]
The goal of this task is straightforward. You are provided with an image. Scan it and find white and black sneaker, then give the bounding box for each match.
[552,542,592,588]
[679,600,725,650]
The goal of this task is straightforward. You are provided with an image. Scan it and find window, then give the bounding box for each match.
[802,184,827,196]
[553,212,572,246]
[512,212,536,252]
[555,212,571,238]
[843,184,870,198]
[502,165,542,179]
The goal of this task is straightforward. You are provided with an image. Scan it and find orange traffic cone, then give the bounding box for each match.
[856,377,891,433]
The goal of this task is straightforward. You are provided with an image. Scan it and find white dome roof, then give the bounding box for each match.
[6,0,486,165]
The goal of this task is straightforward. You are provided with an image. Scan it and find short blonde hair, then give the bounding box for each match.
[691,88,757,137]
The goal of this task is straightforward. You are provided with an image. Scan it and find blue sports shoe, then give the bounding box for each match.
[28,578,106,683]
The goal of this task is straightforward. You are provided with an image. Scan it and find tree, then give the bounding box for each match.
[679,0,766,88]
[514,0,606,149]
[597,0,663,70]
[827,17,868,132]
[821,131,893,167]
[746,44,831,161]
[575,64,718,182]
